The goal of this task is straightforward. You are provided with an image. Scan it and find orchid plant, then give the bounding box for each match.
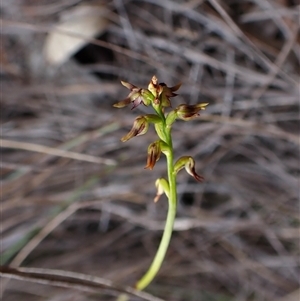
[114,76,208,291]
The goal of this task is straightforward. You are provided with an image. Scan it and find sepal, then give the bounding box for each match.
[159,83,181,108]
[113,97,132,108]
[121,81,135,90]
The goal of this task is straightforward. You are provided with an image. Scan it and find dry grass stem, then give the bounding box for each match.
[1,0,299,300]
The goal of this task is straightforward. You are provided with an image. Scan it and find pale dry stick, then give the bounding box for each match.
[159,235,290,300]
[263,228,299,279]
[184,0,205,10]
[2,154,85,199]
[187,127,250,211]
[250,20,299,104]
[143,0,244,47]
[237,1,299,119]
[0,139,116,165]
[220,238,295,292]
[22,0,81,16]
[2,122,120,199]
[7,173,105,267]
[253,0,294,39]
[1,19,165,74]
[3,82,120,98]
[146,35,288,88]
[251,143,298,188]
[1,177,98,294]
[1,203,81,295]
[274,288,300,301]
[222,48,235,117]
[188,62,203,104]
[241,21,297,124]
[0,266,165,301]
[207,0,297,86]
[198,115,299,145]
[240,6,299,23]
[10,203,80,268]
[103,195,298,237]
[144,0,296,86]
[114,0,138,51]
[99,202,263,232]
[2,211,38,233]
[3,157,73,202]
[276,228,300,240]
[236,142,298,268]
[1,162,34,171]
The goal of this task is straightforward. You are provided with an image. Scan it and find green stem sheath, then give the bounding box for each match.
[135,128,177,291]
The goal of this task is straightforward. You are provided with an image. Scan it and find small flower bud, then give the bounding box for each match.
[174,156,204,182]
[121,116,149,142]
[154,178,170,202]
[176,103,209,121]
[145,141,162,170]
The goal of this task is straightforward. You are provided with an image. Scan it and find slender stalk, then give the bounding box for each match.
[115,76,206,292]
[135,132,177,291]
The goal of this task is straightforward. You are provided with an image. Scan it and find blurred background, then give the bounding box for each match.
[1,0,299,300]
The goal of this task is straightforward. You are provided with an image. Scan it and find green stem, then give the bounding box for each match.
[135,131,177,291]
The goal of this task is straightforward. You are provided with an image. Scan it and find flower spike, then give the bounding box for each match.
[114,76,208,291]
